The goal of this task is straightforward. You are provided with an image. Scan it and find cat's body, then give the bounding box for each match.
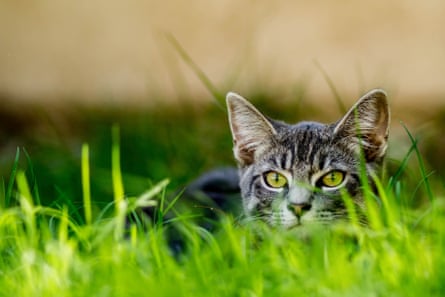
[188,89,389,228]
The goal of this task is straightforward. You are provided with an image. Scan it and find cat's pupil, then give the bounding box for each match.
[271,173,279,182]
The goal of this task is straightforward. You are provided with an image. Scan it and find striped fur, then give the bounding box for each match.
[227,89,390,228]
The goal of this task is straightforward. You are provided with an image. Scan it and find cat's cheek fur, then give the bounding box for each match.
[244,196,260,216]
[270,200,299,227]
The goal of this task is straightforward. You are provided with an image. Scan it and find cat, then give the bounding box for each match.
[225,89,390,227]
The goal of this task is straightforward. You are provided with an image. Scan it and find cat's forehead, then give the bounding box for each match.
[290,121,327,131]
[257,120,339,170]
[274,121,332,143]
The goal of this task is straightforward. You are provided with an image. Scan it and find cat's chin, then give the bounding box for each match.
[268,212,329,229]
[269,219,314,230]
[284,221,302,229]
[267,215,301,229]
[267,201,309,228]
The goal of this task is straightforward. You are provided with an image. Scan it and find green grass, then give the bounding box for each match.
[0,111,444,296]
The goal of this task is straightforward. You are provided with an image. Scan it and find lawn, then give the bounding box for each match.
[0,90,444,296]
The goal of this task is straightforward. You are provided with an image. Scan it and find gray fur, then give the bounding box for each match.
[226,89,390,228]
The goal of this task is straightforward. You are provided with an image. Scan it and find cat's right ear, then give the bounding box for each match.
[226,92,276,166]
[333,89,390,162]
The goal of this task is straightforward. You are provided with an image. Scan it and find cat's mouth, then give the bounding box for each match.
[264,208,347,228]
[267,215,302,229]
[253,198,350,227]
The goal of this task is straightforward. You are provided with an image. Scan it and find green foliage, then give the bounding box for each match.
[0,123,444,296]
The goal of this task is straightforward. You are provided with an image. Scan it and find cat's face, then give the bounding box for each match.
[227,90,390,228]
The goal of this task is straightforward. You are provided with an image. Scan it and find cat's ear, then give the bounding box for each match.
[226,92,276,166]
[333,89,390,162]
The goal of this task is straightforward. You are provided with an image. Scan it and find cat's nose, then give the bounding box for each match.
[287,202,312,218]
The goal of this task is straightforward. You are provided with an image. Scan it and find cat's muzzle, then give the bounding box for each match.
[287,202,312,220]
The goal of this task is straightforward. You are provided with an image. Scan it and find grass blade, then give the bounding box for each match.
[81,143,92,225]
[134,179,168,209]
[111,125,127,240]
[341,190,360,228]
[16,171,33,205]
[165,33,225,109]
[313,60,347,114]
[0,178,4,209]
[387,138,417,190]
[112,125,125,212]
[401,122,434,202]
[16,170,36,245]
[373,174,396,228]
[5,147,20,207]
[22,148,41,205]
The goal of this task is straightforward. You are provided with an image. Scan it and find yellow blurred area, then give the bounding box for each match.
[1,0,444,108]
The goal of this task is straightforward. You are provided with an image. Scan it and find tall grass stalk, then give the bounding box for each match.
[112,125,125,209]
[16,170,36,246]
[313,60,347,114]
[111,125,128,241]
[81,144,92,225]
[4,147,20,207]
[165,33,225,109]
[402,123,434,201]
[23,148,41,206]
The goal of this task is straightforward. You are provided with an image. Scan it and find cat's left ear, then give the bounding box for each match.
[226,92,277,166]
[333,89,390,162]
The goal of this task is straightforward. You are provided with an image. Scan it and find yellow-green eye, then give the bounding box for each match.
[264,171,288,188]
[320,170,345,188]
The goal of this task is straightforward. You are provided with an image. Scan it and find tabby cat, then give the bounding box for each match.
[225,89,389,228]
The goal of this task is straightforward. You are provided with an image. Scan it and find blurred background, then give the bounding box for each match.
[0,0,443,214]
[2,0,445,106]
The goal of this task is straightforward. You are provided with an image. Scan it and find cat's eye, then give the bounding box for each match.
[320,170,345,188]
[264,171,288,189]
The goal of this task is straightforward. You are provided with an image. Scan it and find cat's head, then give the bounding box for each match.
[226,89,390,227]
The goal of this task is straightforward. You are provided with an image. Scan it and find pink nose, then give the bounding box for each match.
[287,202,312,218]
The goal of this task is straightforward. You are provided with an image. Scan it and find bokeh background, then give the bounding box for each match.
[0,0,444,211]
[2,0,445,106]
